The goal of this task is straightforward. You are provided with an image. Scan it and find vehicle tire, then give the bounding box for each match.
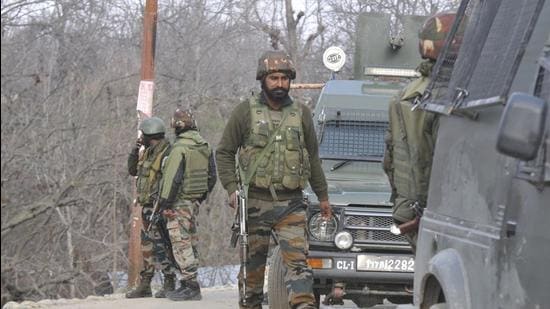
[267,245,290,309]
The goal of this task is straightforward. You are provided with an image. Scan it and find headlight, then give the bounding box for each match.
[334,231,353,249]
[308,213,338,241]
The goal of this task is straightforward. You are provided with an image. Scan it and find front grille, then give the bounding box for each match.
[345,214,393,227]
[350,229,408,243]
[343,212,409,245]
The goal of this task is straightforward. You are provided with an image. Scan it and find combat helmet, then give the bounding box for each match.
[171,107,197,130]
[418,11,460,60]
[139,116,166,135]
[256,50,296,80]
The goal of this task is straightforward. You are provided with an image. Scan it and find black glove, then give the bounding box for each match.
[129,148,139,159]
[141,206,154,224]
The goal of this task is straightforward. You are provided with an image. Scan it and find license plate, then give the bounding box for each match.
[334,258,356,271]
[357,255,414,272]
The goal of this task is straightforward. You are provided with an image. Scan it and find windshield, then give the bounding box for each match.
[317,109,388,161]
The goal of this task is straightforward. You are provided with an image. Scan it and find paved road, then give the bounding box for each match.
[3,286,366,309]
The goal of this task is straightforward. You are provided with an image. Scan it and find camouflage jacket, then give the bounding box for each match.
[383,60,439,222]
[216,91,328,202]
[160,130,217,207]
[128,139,171,206]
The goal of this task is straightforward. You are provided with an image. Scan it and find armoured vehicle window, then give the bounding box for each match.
[318,110,387,160]
[422,0,545,115]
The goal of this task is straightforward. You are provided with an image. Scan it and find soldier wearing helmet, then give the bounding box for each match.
[256,50,298,101]
[216,50,331,309]
[418,11,462,61]
[157,107,217,301]
[170,108,197,131]
[126,116,178,299]
[383,11,460,252]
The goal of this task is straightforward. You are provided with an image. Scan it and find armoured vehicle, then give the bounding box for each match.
[409,0,550,308]
[267,13,428,308]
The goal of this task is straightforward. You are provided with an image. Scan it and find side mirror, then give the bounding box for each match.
[496,92,547,161]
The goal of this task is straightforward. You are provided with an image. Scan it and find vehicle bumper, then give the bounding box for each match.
[308,250,414,283]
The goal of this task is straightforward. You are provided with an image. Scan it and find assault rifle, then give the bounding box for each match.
[146,194,163,232]
[146,197,181,272]
[390,201,424,235]
[230,187,248,304]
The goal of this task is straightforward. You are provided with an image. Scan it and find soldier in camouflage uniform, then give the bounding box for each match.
[126,116,178,298]
[383,11,459,252]
[158,108,217,301]
[216,50,332,309]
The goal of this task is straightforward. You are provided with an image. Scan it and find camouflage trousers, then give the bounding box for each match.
[239,197,314,309]
[140,206,177,277]
[166,200,200,281]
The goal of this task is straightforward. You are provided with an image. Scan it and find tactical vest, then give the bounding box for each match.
[136,140,170,205]
[389,75,436,206]
[238,97,311,191]
[173,131,211,200]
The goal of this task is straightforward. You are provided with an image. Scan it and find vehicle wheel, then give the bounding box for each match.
[350,295,385,307]
[267,245,290,309]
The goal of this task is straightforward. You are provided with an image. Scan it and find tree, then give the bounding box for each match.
[1,0,142,302]
[236,0,326,81]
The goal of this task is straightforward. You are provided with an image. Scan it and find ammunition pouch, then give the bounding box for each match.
[239,97,310,191]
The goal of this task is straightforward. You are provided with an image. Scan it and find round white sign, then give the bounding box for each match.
[323,46,346,72]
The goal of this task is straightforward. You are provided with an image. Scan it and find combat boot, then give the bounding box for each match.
[167,279,202,301]
[154,274,176,298]
[165,280,186,299]
[125,275,153,298]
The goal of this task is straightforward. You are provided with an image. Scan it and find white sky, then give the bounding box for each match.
[292,0,306,12]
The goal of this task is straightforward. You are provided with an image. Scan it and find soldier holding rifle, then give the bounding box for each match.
[126,116,177,298]
[216,50,332,309]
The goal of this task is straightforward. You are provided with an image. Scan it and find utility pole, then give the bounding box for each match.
[129,0,158,288]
